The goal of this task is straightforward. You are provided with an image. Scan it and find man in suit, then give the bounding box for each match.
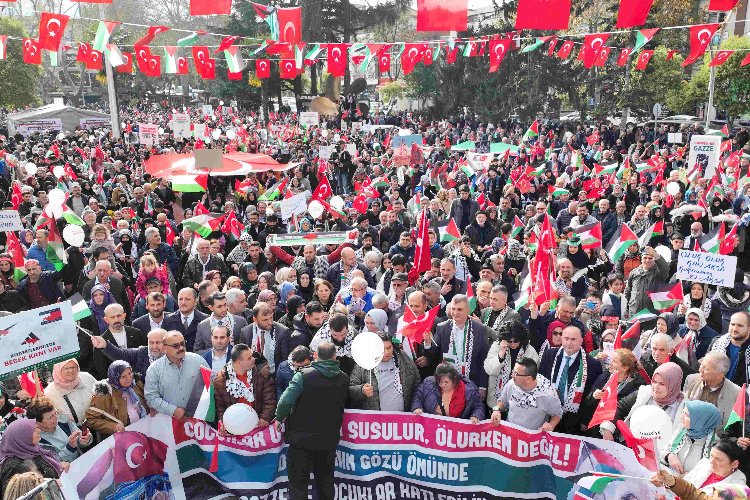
[81,260,130,318]
[163,287,208,352]
[423,294,489,398]
[132,291,167,338]
[201,325,233,375]
[684,352,741,430]
[538,325,603,435]
[193,291,248,352]
[481,285,522,345]
[92,304,148,380]
[239,302,288,374]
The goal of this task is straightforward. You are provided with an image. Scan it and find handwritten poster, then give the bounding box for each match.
[676,250,737,287]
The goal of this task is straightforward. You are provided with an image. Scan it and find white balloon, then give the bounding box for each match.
[62,225,85,247]
[630,405,672,449]
[655,245,672,263]
[24,162,37,176]
[158,127,165,135]
[320,130,329,138]
[666,182,681,196]
[307,200,324,219]
[372,142,380,149]
[266,206,275,217]
[226,130,237,141]
[330,196,345,210]
[333,134,341,143]
[47,203,63,220]
[223,403,259,435]
[56,133,65,141]
[53,165,65,178]
[48,188,66,207]
[351,331,385,370]
[212,129,222,140]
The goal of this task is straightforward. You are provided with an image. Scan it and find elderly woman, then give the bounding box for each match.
[0,419,63,498]
[600,362,686,450]
[539,320,565,360]
[484,322,539,409]
[411,363,484,423]
[640,311,680,351]
[662,400,721,476]
[678,307,719,368]
[26,396,92,463]
[43,359,96,426]
[296,268,315,303]
[364,309,388,333]
[80,283,116,336]
[85,361,148,439]
[651,439,747,497]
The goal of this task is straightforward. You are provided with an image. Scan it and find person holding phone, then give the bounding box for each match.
[25,396,92,463]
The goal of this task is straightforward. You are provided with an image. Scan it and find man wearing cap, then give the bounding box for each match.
[448,185,479,231]
[258,214,286,249]
[465,211,498,253]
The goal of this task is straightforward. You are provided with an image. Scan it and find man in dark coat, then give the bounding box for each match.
[162,288,208,352]
[92,304,148,380]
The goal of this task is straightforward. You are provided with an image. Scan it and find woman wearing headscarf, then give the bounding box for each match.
[0,419,63,498]
[539,320,565,360]
[364,309,388,333]
[296,267,315,303]
[81,284,116,337]
[279,295,305,331]
[599,362,686,453]
[43,359,96,426]
[640,311,680,353]
[0,383,23,436]
[662,400,721,476]
[276,282,297,321]
[677,307,719,369]
[85,361,148,439]
[680,282,713,319]
[0,254,20,290]
[484,322,539,409]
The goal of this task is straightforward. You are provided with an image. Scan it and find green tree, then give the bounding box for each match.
[619,46,685,116]
[0,18,42,107]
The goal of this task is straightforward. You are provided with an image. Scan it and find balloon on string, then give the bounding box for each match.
[333,134,341,142]
[24,162,37,176]
[212,129,222,140]
[351,331,385,370]
[48,188,66,207]
[629,405,671,449]
[320,130,329,138]
[307,200,324,219]
[223,403,259,435]
[330,196,345,210]
[226,130,237,141]
[47,203,63,220]
[62,225,85,247]
[666,182,681,196]
[52,165,65,179]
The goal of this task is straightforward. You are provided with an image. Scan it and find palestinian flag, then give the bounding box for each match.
[647,282,684,312]
[266,230,358,247]
[576,474,623,496]
[594,162,618,176]
[177,31,202,47]
[304,43,323,64]
[224,46,245,73]
[637,220,664,247]
[573,222,603,250]
[466,276,477,313]
[633,28,659,52]
[437,219,461,242]
[548,185,570,197]
[571,150,584,170]
[511,215,524,238]
[258,177,288,201]
[605,224,639,263]
[70,293,92,321]
[525,164,546,177]
[61,205,85,226]
[164,46,178,73]
[5,232,27,282]
[701,222,725,253]
[181,213,226,238]
[592,145,603,162]
[725,384,746,430]
[92,21,119,52]
[522,120,539,142]
[186,365,215,422]
[172,174,208,193]
[521,37,545,53]
[35,210,66,270]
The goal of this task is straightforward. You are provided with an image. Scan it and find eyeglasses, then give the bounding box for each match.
[512,372,531,378]
[165,341,186,348]
[508,339,521,344]
[552,330,563,336]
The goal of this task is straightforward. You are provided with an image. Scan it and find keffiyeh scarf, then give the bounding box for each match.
[316,322,355,357]
[446,321,475,379]
[224,361,254,403]
[552,347,588,413]
[511,375,555,409]
[494,345,529,403]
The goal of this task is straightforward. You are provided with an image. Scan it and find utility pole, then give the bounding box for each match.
[99,3,121,139]
[705,13,727,129]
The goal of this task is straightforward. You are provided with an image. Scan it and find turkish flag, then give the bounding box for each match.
[200,58,215,79]
[709,50,734,66]
[617,421,658,472]
[176,56,189,74]
[593,46,611,67]
[327,43,348,77]
[192,46,210,74]
[115,52,133,73]
[378,52,391,73]
[581,33,610,68]
[38,12,69,51]
[279,59,297,79]
[216,35,240,53]
[556,40,575,59]
[587,375,619,429]
[256,59,270,78]
[741,52,750,67]
[86,49,103,70]
[352,192,368,213]
[401,43,425,75]
[22,38,41,65]
[617,48,631,66]
[135,46,152,73]
[401,305,440,344]
[277,7,302,46]
[134,26,169,47]
[311,175,333,201]
[615,0,654,28]
[708,0,739,11]
[146,54,162,77]
[11,183,23,210]
[228,69,243,80]
[546,36,559,56]
[515,0,570,30]
[445,45,459,64]
[416,0,468,32]
[635,50,654,70]
[683,24,720,66]
[488,38,511,73]
[112,432,168,484]
[190,0,231,15]
[423,46,434,65]
[76,42,90,63]
[408,210,432,285]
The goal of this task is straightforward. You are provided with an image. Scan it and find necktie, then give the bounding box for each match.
[557,356,571,402]
[183,316,189,330]
[258,330,265,353]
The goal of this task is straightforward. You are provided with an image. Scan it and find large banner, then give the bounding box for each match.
[61,411,655,500]
[15,119,63,136]
[0,302,79,379]
[687,134,722,180]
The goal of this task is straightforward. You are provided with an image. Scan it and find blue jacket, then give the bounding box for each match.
[140,242,180,278]
[17,272,65,304]
[275,360,296,400]
[678,324,720,361]
[410,376,485,420]
[26,244,56,272]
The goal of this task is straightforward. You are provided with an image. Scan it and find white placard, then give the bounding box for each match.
[0,210,24,231]
[138,123,159,147]
[201,105,214,116]
[668,133,683,144]
[688,134,722,180]
[280,192,308,220]
[346,143,357,157]
[171,113,192,140]
[16,119,62,136]
[319,145,333,160]
[677,250,737,287]
[193,123,208,141]
[299,111,319,127]
[341,121,348,132]
[79,118,110,130]
[352,122,362,133]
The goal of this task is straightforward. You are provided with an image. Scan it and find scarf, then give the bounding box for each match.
[446,320,475,379]
[716,287,750,310]
[365,309,388,332]
[315,322,354,357]
[512,375,555,409]
[488,306,511,332]
[448,379,466,418]
[552,348,588,413]
[388,290,405,312]
[375,352,403,396]
[89,284,116,333]
[294,255,328,280]
[0,419,62,474]
[210,314,235,344]
[653,362,685,406]
[494,344,529,403]
[224,362,254,404]
[107,360,147,419]
[449,249,476,283]
[52,359,82,392]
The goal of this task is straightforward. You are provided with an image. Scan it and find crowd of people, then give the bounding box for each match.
[0,102,749,499]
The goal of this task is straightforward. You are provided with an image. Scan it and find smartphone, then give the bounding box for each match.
[585,301,596,310]
[80,419,89,434]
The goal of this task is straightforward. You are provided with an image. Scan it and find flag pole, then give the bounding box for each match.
[75,324,95,337]
[589,471,651,481]
[99,3,121,140]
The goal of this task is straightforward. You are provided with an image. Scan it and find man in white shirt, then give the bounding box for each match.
[91,304,147,379]
[201,325,232,376]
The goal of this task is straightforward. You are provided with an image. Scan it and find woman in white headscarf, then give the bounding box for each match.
[677,307,719,369]
[364,309,388,333]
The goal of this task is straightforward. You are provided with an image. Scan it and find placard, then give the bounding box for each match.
[346,143,357,157]
[193,149,223,170]
[280,192,308,220]
[15,119,62,136]
[299,111,319,127]
[391,134,423,149]
[687,134,722,180]
[138,123,159,147]
[171,113,192,140]
[668,133,683,144]
[79,118,111,130]
[352,121,363,133]
[0,210,24,231]
[676,250,737,287]
[318,145,333,160]
[201,104,214,116]
[192,123,208,141]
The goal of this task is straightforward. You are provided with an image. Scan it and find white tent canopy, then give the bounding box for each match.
[7,104,111,136]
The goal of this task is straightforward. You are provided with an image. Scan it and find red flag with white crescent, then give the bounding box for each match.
[587,375,619,429]
[683,24,720,66]
[38,12,69,51]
